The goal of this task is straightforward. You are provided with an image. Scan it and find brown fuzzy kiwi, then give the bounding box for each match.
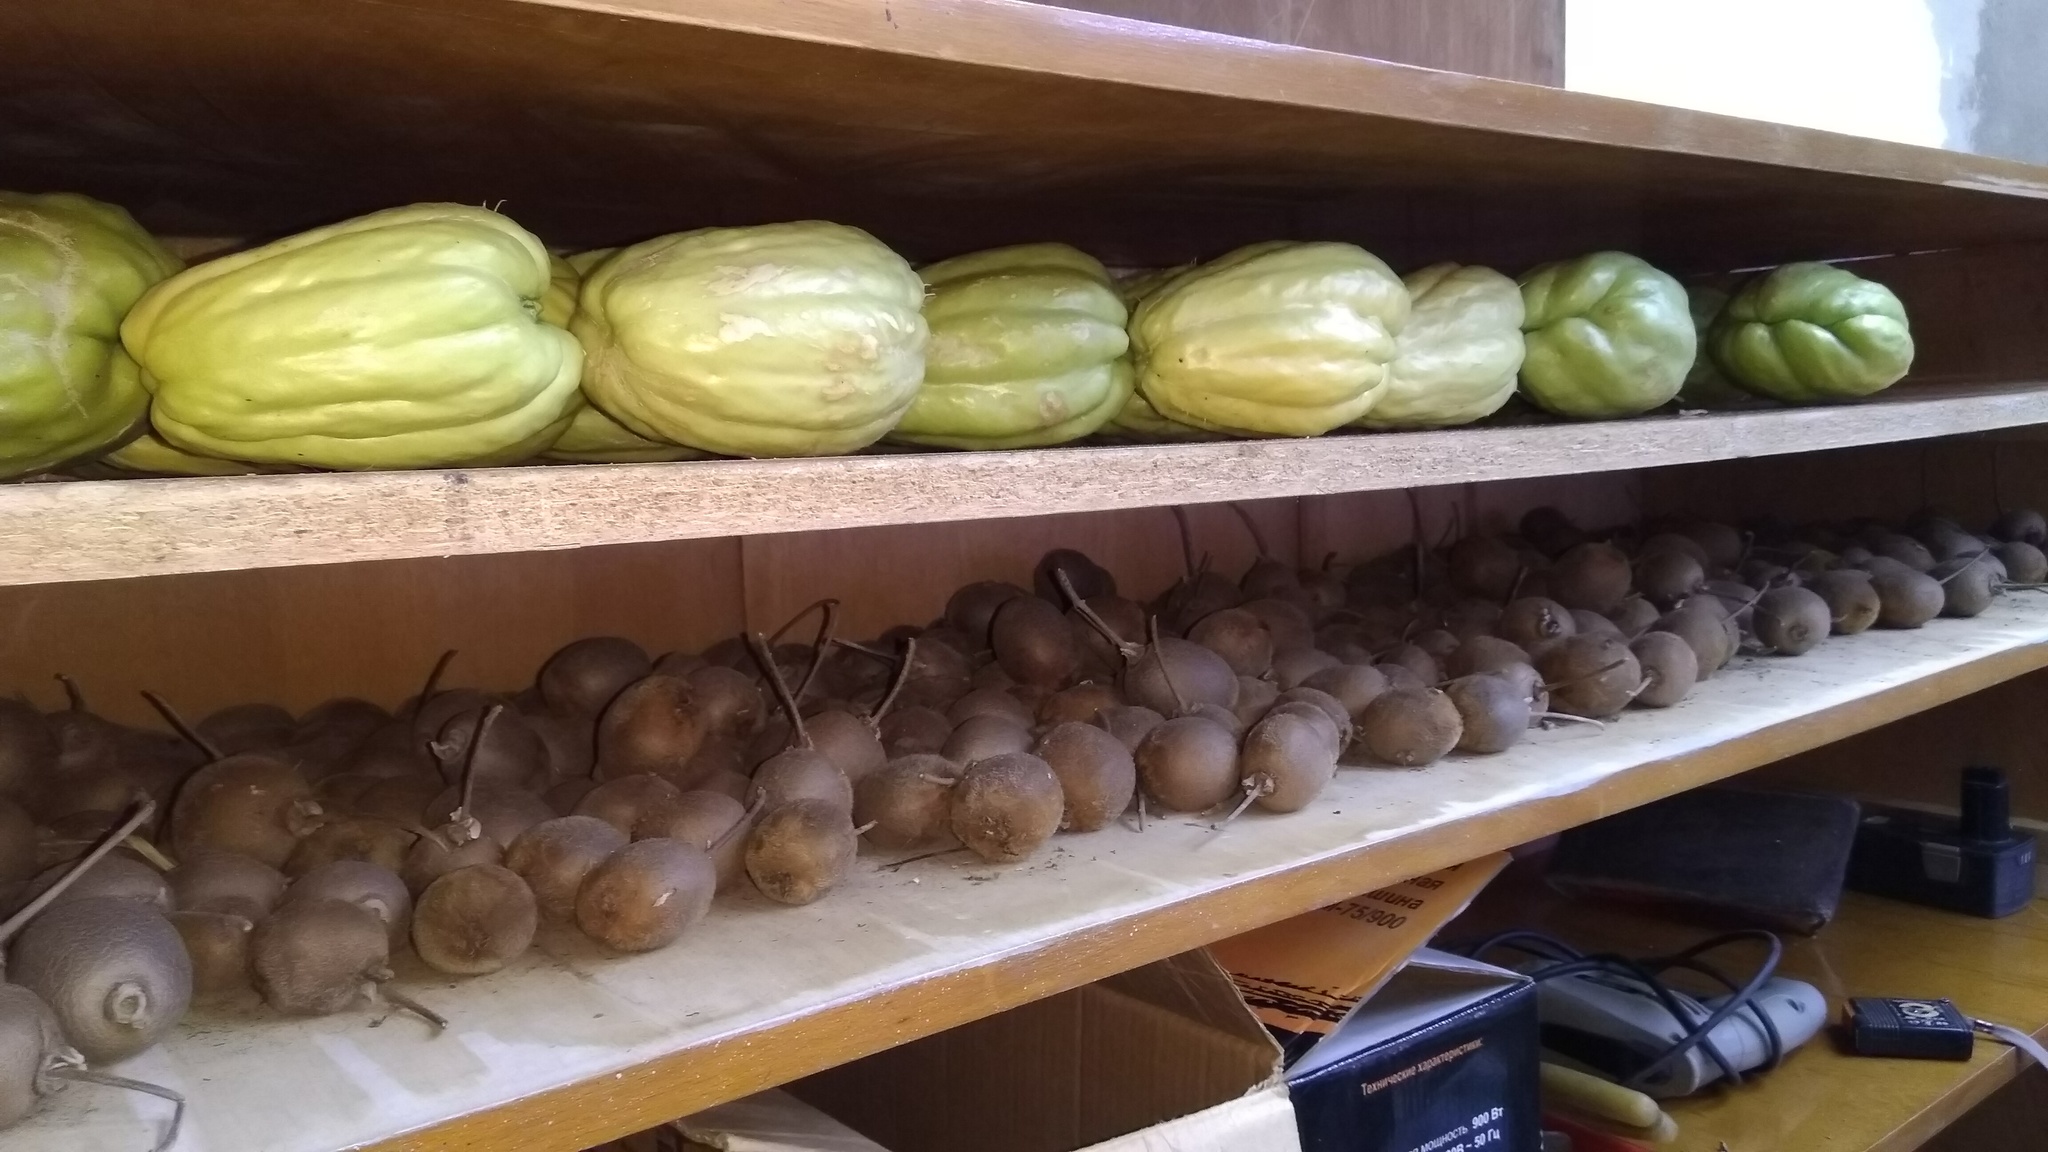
[1681,521,1745,570]
[431,705,548,792]
[1628,632,1699,708]
[24,855,168,912]
[170,910,253,1004]
[1232,710,1337,816]
[573,774,686,839]
[949,753,1063,863]
[1752,586,1832,654]
[423,785,554,849]
[1300,664,1387,726]
[1639,532,1709,565]
[1038,682,1123,728]
[1521,506,1585,557]
[1232,677,1280,729]
[1870,567,1945,629]
[1097,704,1167,753]
[1155,567,1246,635]
[1443,675,1528,754]
[941,715,1035,766]
[1498,597,1576,648]
[1271,647,1342,691]
[400,831,501,899]
[1359,688,1462,767]
[945,581,1029,650]
[1739,559,1790,589]
[1870,533,1937,572]
[574,838,716,952]
[652,650,707,677]
[637,790,746,847]
[1444,636,1532,679]
[1134,716,1240,812]
[1412,629,1461,661]
[1537,634,1642,719]
[1568,611,1622,638]
[1447,536,1523,600]
[522,708,596,783]
[745,799,858,905]
[1035,547,1117,603]
[282,815,414,878]
[1441,599,1505,644]
[412,863,537,975]
[0,984,69,1130]
[0,698,55,804]
[196,703,297,757]
[1376,662,1430,692]
[1932,555,1998,618]
[1655,601,1736,678]
[1634,550,1706,609]
[286,859,412,947]
[685,665,766,741]
[168,749,321,870]
[1491,663,1548,723]
[880,706,954,756]
[9,897,191,1062]
[169,850,286,921]
[539,636,652,718]
[595,675,704,783]
[1549,543,1634,613]
[797,709,886,787]
[1606,596,1662,638]
[854,756,959,851]
[503,815,628,921]
[1377,643,1441,686]
[990,596,1081,689]
[1122,634,1241,716]
[1274,686,1354,749]
[1239,599,1317,653]
[251,897,388,1014]
[352,772,446,827]
[1990,507,2047,545]
[1034,723,1136,832]
[1187,609,1274,677]
[945,688,1034,728]
[1805,569,1881,635]
[1993,541,2048,585]
[1260,702,1341,763]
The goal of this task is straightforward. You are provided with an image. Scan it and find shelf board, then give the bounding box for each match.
[14,602,2048,1152]
[5,381,2044,588]
[8,0,2048,268]
[1450,864,2048,1152]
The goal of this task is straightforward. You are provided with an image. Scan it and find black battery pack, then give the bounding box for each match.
[1845,766,2036,919]
[1847,998,1975,1060]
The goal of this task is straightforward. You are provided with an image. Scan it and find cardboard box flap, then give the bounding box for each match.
[676,1089,891,1152]
[1287,949,1532,1079]
[1100,950,1288,1060]
[1081,1081,1300,1152]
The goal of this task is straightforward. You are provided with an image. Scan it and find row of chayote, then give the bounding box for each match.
[0,192,1916,479]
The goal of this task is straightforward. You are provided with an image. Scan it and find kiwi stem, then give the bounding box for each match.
[791,600,841,705]
[767,596,838,648]
[880,847,970,871]
[1541,658,1629,693]
[139,690,223,761]
[1228,502,1273,559]
[1137,791,1147,832]
[1937,552,1990,584]
[455,704,503,824]
[852,820,879,836]
[917,774,959,787]
[1210,777,1269,830]
[746,632,812,750]
[123,836,177,872]
[55,672,88,713]
[47,1065,185,1152]
[1147,617,1191,716]
[1054,570,1142,661]
[866,637,918,727]
[831,638,894,664]
[1170,506,1198,579]
[0,797,156,945]
[1538,712,1606,731]
[1505,563,1529,605]
[378,984,450,1033]
[410,649,458,724]
[710,794,770,854]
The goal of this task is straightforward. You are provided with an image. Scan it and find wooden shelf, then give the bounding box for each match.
[15,602,2048,1152]
[7,381,2047,588]
[1450,865,2048,1152]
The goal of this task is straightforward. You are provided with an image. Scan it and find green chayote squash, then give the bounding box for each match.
[90,431,285,477]
[1677,285,1752,407]
[574,221,927,458]
[1100,389,1226,442]
[1131,241,1410,437]
[1518,251,1694,419]
[538,250,703,465]
[1357,263,1524,430]
[891,243,1131,450]
[1709,262,1913,402]
[122,203,583,470]
[0,192,181,479]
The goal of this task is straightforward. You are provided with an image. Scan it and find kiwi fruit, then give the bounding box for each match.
[523,708,596,783]
[1034,723,1136,832]
[503,816,628,921]
[433,705,549,791]
[949,752,1063,863]
[1034,548,1116,603]
[1238,599,1316,653]
[1038,682,1122,727]
[880,706,954,757]
[1155,567,1245,635]
[991,596,1081,689]
[745,799,859,905]
[0,984,66,1129]
[1655,601,1736,678]
[1568,610,1622,638]
[1359,688,1462,767]
[0,699,55,802]
[1932,555,1998,618]
[1097,705,1166,753]
[1443,636,1531,679]
[853,757,959,851]
[250,897,389,1014]
[1639,532,1709,565]
[424,785,554,849]
[1634,550,1705,609]
[412,863,538,976]
[637,790,746,848]
[1441,599,1504,644]
[1232,677,1281,729]
[1751,586,1832,655]
[1806,569,1882,635]
[1628,632,1699,708]
[538,636,651,718]
[1491,662,1549,723]
[595,675,705,783]
[1238,710,1337,814]
[1521,506,1585,557]
[1376,643,1440,686]
[170,754,321,869]
[399,824,502,898]
[1681,521,1745,569]
[9,897,191,1062]
[1550,543,1633,613]
[1447,536,1522,600]
[1375,663,1429,692]
[754,750,856,815]
[24,855,168,912]
[169,851,286,922]
[800,709,888,786]
[1991,508,2048,547]
[1188,609,1274,677]
[574,838,716,953]
[574,774,687,840]
[1871,567,1945,629]
[941,715,1035,766]
[286,859,412,947]
[196,703,297,757]
[1993,541,2047,585]
[1606,596,1661,638]
[1443,675,1528,754]
[1295,664,1382,724]
[0,799,36,885]
[1123,635,1240,716]
[945,688,1034,729]
[1498,597,1576,648]
[1135,716,1240,812]
[170,910,253,1004]
[1538,634,1643,719]
[1271,647,1341,691]
[282,815,415,877]
[944,581,1028,650]
[1870,533,1937,572]
[1273,686,1354,749]
[1068,596,1149,677]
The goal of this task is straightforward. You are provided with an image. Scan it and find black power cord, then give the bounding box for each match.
[1461,930,1788,1092]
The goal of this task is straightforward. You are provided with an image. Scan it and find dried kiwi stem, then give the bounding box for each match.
[123,836,177,871]
[865,637,918,727]
[1505,563,1529,605]
[917,774,959,787]
[55,672,88,712]
[410,649,458,724]
[47,1063,185,1152]
[710,794,771,854]
[454,704,503,827]
[0,797,156,945]
[1210,777,1271,830]
[1147,617,1191,716]
[746,632,812,750]
[1170,506,1198,579]
[376,983,449,1033]
[139,690,223,762]
[1054,570,1143,662]
[1937,552,1991,584]
[1541,658,1629,693]
[1538,712,1606,731]
[791,599,841,705]
[1228,502,1273,559]
[767,596,838,648]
